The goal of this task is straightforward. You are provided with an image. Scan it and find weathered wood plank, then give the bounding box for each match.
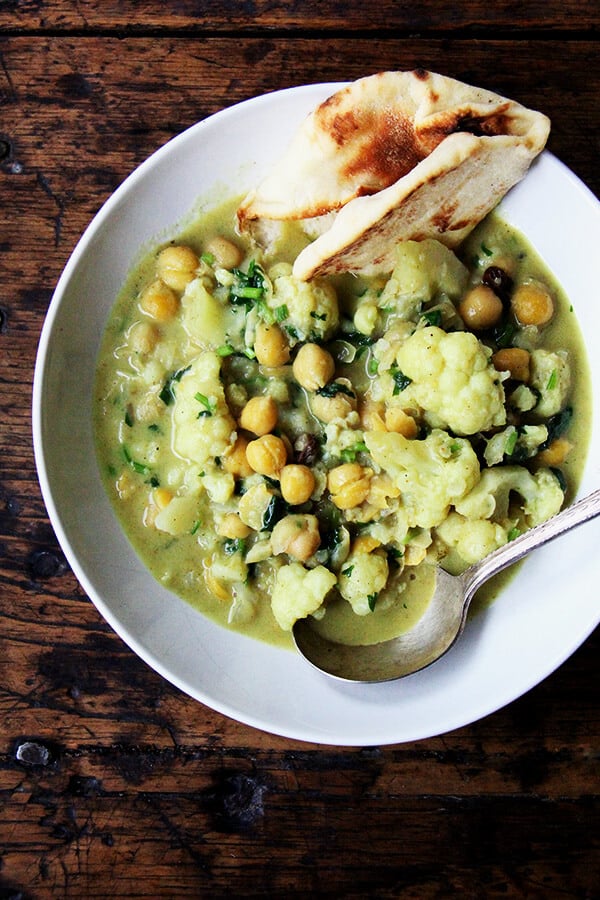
[1,0,599,33]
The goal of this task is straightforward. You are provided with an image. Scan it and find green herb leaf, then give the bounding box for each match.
[262,495,289,531]
[121,445,150,476]
[389,365,412,395]
[195,392,216,417]
[421,309,442,327]
[224,537,247,555]
[504,430,518,457]
[367,592,379,612]
[341,565,354,577]
[367,356,379,376]
[316,381,355,399]
[159,365,191,405]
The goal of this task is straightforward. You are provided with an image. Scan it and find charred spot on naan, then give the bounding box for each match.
[317,103,426,192]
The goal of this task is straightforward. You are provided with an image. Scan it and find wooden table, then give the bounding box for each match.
[1,3,598,896]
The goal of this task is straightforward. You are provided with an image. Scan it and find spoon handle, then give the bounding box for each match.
[463,488,600,603]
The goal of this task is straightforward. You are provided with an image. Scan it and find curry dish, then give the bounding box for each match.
[94,198,590,648]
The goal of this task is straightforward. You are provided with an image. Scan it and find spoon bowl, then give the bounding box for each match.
[293,489,600,683]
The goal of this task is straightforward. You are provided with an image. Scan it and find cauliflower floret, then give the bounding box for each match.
[365,429,480,529]
[180,278,229,349]
[484,424,548,467]
[436,511,508,567]
[270,562,337,631]
[455,465,564,527]
[270,267,339,343]
[172,352,236,466]
[529,349,571,418]
[378,240,469,319]
[394,326,506,435]
[154,495,202,536]
[338,550,389,616]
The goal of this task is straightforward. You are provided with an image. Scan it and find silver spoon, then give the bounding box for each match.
[293,488,600,683]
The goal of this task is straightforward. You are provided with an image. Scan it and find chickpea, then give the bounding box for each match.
[280,464,316,505]
[204,567,230,601]
[139,279,179,322]
[492,347,531,382]
[292,343,335,391]
[115,470,136,500]
[216,513,251,540]
[239,395,278,436]
[152,487,173,511]
[352,534,381,554]
[222,434,254,478]
[246,434,288,477]
[309,378,357,423]
[254,322,290,367]
[205,235,243,270]
[384,407,418,438]
[536,436,572,467]
[511,282,554,326]
[156,245,199,292]
[359,398,387,432]
[128,320,159,355]
[458,284,503,330]
[327,463,372,510]
[271,514,321,562]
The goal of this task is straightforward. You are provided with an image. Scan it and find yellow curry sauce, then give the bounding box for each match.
[93,197,591,649]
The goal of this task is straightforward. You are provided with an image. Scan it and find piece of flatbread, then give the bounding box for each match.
[237,70,550,279]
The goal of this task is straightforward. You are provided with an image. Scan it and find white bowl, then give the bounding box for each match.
[33,84,600,746]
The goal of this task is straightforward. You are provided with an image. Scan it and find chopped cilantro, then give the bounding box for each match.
[367,356,379,376]
[195,392,216,417]
[159,365,191,405]
[504,430,518,456]
[224,537,247,555]
[421,309,442,327]
[316,381,355,399]
[367,592,379,612]
[389,364,412,395]
[121,445,150,476]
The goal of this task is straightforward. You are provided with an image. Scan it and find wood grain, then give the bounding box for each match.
[2,1,600,33]
[0,12,598,899]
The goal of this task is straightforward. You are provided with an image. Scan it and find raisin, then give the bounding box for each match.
[483,265,513,303]
[294,433,319,466]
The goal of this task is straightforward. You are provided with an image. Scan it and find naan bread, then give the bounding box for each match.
[237,70,550,279]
